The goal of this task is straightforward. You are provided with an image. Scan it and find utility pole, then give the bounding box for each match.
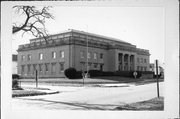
[155,60,160,98]
[35,70,38,88]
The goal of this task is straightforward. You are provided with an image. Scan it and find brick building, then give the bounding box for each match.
[17,29,150,78]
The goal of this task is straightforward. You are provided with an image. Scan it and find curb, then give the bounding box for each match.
[12,89,60,97]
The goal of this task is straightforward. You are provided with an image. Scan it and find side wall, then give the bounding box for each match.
[136,54,150,71]
[18,45,70,78]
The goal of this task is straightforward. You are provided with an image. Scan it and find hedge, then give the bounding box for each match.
[64,67,154,79]
[64,67,77,79]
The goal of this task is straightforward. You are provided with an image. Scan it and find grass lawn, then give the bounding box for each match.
[12,89,46,97]
[12,88,59,97]
[19,76,164,86]
[93,76,164,85]
[115,97,164,110]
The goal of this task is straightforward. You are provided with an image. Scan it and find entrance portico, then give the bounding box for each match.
[117,52,136,71]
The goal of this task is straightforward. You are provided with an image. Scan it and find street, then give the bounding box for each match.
[12,82,164,110]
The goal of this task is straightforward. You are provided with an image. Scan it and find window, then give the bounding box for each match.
[88,52,91,59]
[80,62,85,70]
[59,62,65,72]
[21,65,25,73]
[33,64,37,74]
[39,53,43,60]
[144,67,147,71]
[45,63,49,72]
[52,51,56,59]
[100,53,103,59]
[94,63,98,68]
[100,64,103,71]
[27,64,31,73]
[51,63,56,74]
[60,51,64,58]
[27,54,32,61]
[80,51,85,58]
[144,59,147,63]
[39,64,43,72]
[21,55,25,61]
[94,53,97,59]
[137,66,139,71]
[88,63,91,68]
[141,58,143,63]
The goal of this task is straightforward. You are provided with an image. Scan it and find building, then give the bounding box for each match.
[17,29,150,78]
[149,63,164,78]
[12,54,18,74]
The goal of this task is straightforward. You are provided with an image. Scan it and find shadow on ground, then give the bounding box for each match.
[17,97,125,110]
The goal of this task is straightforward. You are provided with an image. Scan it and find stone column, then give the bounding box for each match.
[132,55,135,71]
[128,54,130,71]
[122,54,124,71]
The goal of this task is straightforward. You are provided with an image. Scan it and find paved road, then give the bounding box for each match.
[12,82,163,110]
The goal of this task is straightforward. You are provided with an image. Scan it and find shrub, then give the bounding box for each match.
[114,71,134,78]
[12,79,19,89]
[76,71,83,79]
[12,74,20,79]
[136,71,142,78]
[64,67,77,79]
[102,71,114,76]
[88,70,103,77]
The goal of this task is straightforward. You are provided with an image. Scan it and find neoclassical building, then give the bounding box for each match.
[17,29,150,78]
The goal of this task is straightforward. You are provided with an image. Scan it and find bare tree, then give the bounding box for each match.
[12,6,54,39]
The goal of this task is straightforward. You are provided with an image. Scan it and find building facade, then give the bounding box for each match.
[17,29,150,78]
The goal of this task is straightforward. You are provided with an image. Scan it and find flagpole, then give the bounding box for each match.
[86,25,88,79]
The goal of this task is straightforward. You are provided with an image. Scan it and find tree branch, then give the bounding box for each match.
[12,5,54,41]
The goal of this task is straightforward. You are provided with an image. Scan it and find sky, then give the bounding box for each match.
[12,6,165,64]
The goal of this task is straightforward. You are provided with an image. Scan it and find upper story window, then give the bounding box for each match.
[52,51,56,59]
[27,54,32,61]
[87,52,91,59]
[60,51,64,58]
[100,53,103,59]
[80,51,85,58]
[39,53,43,60]
[94,53,97,59]
[144,59,147,63]
[21,55,25,61]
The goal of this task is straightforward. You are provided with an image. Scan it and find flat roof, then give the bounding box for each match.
[30,29,131,45]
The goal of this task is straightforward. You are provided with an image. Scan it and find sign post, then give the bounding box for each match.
[155,60,160,98]
[133,71,137,79]
[82,71,85,85]
[35,70,38,88]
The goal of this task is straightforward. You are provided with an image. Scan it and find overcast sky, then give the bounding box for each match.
[12,6,164,63]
